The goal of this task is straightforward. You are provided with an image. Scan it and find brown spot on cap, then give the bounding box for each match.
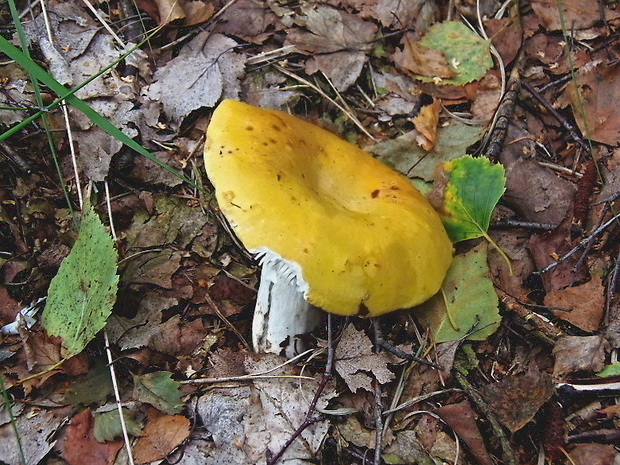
[357,303,370,317]
[371,189,380,198]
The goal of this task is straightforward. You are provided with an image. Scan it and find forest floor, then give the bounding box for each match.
[0,0,620,464]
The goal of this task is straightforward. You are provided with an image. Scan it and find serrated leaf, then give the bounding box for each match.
[42,206,119,358]
[415,21,492,86]
[93,408,142,442]
[416,244,500,343]
[133,371,183,415]
[440,155,505,242]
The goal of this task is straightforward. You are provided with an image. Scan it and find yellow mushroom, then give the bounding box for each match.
[204,99,453,355]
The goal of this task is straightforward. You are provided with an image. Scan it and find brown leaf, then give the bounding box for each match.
[485,18,522,65]
[393,32,455,79]
[568,443,618,465]
[480,371,554,432]
[334,324,398,393]
[471,72,502,121]
[544,276,605,332]
[0,285,21,327]
[435,401,493,465]
[133,415,191,464]
[218,0,279,43]
[57,409,123,465]
[500,126,575,226]
[528,213,588,292]
[287,5,377,91]
[566,62,620,146]
[553,335,610,380]
[412,97,440,151]
[531,0,615,31]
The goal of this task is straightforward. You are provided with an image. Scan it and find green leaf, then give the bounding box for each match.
[596,362,620,377]
[93,408,142,443]
[415,21,492,86]
[439,155,511,272]
[42,206,119,358]
[133,371,183,415]
[440,155,505,242]
[416,244,500,343]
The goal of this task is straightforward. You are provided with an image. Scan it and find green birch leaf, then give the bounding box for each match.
[416,244,500,343]
[42,206,119,358]
[440,155,505,242]
[133,371,183,415]
[415,21,492,86]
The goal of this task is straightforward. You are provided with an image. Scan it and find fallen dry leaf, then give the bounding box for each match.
[568,443,618,465]
[189,353,334,464]
[435,401,493,465]
[553,335,610,380]
[133,415,191,464]
[143,32,245,130]
[0,404,60,465]
[480,371,554,432]
[57,409,123,465]
[544,276,605,332]
[412,97,441,150]
[393,32,455,80]
[334,324,398,393]
[218,0,279,43]
[531,0,612,31]
[566,61,620,146]
[287,5,377,91]
[500,125,575,225]
[336,0,435,30]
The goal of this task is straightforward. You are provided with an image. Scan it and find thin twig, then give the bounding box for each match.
[104,331,135,465]
[522,81,589,152]
[183,348,316,384]
[535,212,620,275]
[490,218,557,231]
[273,65,377,141]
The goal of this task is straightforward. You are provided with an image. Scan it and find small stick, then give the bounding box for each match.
[373,321,443,370]
[490,218,557,231]
[535,212,620,275]
[266,314,334,465]
[485,48,526,163]
[522,81,589,152]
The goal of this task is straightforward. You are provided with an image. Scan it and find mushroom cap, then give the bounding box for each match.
[204,99,453,317]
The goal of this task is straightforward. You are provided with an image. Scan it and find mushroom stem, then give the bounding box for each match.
[252,254,324,358]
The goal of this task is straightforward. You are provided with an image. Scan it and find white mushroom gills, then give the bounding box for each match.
[253,248,324,357]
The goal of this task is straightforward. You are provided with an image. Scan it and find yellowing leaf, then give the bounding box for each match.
[440,155,505,241]
[438,155,511,273]
[416,244,500,343]
[42,206,118,358]
[414,21,492,86]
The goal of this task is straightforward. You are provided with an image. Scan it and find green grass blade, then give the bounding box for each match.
[0,35,204,192]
